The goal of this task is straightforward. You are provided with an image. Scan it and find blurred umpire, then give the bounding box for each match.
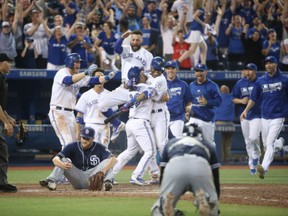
[151,123,220,216]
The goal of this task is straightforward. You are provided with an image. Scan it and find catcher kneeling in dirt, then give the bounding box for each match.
[39,127,117,191]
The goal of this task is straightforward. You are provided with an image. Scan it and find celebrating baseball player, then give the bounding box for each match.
[240,56,287,179]
[151,123,221,216]
[112,66,158,186]
[187,63,222,146]
[39,127,117,191]
[48,53,116,149]
[232,63,262,174]
[75,68,118,147]
[165,60,192,138]
[98,30,153,140]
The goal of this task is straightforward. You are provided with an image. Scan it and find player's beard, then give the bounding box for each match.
[131,43,141,52]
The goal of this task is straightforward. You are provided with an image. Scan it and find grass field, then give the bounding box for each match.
[0,166,287,216]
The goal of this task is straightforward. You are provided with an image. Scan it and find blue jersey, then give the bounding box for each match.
[262,40,281,62]
[190,8,205,33]
[214,93,235,122]
[57,142,113,171]
[189,79,222,122]
[161,136,220,169]
[97,31,117,55]
[217,8,233,48]
[59,2,79,27]
[48,35,68,65]
[142,8,162,31]
[231,78,250,117]
[228,27,244,54]
[250,70,288,119]
[167,77,192,121]
[246,77,262,120]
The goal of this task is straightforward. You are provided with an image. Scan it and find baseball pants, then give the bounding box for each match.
[85,123,110,147]
[168,120,184,139]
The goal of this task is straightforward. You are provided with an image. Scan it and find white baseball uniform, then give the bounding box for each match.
[112,83,157,180]
[75,88,118,147]
[99,43,153,111]
[48,67,90,149]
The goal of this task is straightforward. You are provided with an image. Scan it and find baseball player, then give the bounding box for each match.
[98,30,153,140]
[39,127,117,191]
[122,56,170,184]
[75,68,118,147]
[240,56,287,179]
[151,123,221,216]
[112,67,158,185]
[48,53,115,149]
[233,63,262,174]
[165,60,192,138]
[188,63,222,146]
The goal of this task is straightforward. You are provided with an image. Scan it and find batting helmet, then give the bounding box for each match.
[183,122,202,138]
[65,53,83,69]
[128,66,142,83]
[151,56,165,72]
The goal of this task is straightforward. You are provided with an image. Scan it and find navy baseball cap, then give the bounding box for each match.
[80,127,95,139]
[264,56,277,64]
[165,60,178,69]
[245,63,257,71]
[194,63,208,72]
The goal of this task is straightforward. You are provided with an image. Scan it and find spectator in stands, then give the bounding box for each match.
[280,38,288,71]
[241,26,264,70]
[0,20,17,62]
[93,21,119,71]
[23,9,48,68]
[78,0,95,25]
[111,0,126,24]
[121,1,143,31]
[0,53,17,192]
[140,15,158,55]
[225,15,245,70]
[235,0,258,27]
[68,21,93,68]
[177,0,208,65]
[160,2,177,61]
[214,85,235,163]
[246,15,268,44]
[86,8,104,37]
[59,0,79,28]
[46,25,68,70]
[20,36,37,69]
[172,29,192,70]
[262,28,281,63]
[217,0,237,70]
[170,0,194,29]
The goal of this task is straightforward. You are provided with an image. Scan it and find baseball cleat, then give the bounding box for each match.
[195,189,210,216]
[39,179,57,190]
[146,174,160,185]
[111,122,125,142]
[250,169,256,175]
[104,180,113,191]
[256,164,266,179]
[0,184,17,193]
[130,177,148,186]
[163,192,174,216]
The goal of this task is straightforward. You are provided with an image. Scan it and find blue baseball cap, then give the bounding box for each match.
[80,127,95,139]
[165,60,178,69]
[194,63,208,72]
[268,28,276,34]
[245,63,257,71]
[264,56,277,64]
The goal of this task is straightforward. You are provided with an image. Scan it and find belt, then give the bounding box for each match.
[152,109,163,114]
[130,117,150,122]
[55,106,73,112]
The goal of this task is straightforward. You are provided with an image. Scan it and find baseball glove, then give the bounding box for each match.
[88,171,105,191]
[15,122,29,146]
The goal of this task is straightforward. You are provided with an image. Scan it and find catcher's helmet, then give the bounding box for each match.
[128,66,142,83]
[151,56,165,72]
[183,122,202,138]
[65,53,83,69]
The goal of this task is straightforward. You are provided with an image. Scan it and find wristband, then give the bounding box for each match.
[76,117,84,125]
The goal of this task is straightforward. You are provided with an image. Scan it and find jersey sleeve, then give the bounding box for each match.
[75,92,87,113]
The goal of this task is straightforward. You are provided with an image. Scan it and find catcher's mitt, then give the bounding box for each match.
[88,171,104,191]
[15,122,29,146]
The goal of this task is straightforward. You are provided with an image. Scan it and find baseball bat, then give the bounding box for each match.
[104,110,124,124]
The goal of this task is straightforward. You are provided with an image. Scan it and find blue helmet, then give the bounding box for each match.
[65,53,83,69]
[151,56,165,72]
[128,66,142,83]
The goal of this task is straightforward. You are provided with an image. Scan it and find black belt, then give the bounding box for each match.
[130,117,150,122]
[152,109,163,113]
[56,106,73,112]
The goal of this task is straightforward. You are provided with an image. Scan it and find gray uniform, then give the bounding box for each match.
[151,136,221,216]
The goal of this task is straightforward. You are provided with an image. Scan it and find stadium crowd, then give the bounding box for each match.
[0,0,287,71]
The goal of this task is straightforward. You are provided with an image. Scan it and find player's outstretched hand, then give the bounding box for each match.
[120,98,137,112]
[84,64,98,76]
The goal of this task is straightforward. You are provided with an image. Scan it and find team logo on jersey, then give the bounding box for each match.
[170,87,182,97]
[240,87,249,96]
[262,82,282,93]
[90,155,100,166]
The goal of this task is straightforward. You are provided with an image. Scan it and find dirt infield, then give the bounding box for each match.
[1,182,287,208]
[3,166,288,208]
